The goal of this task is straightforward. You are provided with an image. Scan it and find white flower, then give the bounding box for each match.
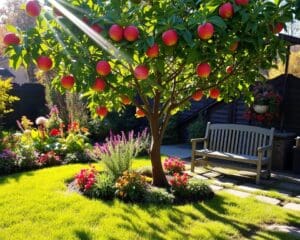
[35,117,48,126]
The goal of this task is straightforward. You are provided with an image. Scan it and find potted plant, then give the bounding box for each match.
[245,82,282,126]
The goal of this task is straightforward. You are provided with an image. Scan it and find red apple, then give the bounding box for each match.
[197,22,214,40]
[124,25,139,42]
[121,95,132,105]
[96,106,108,118]
[235,0,249,6]
[219,2,234,19]
[229,41,239,52]
[135,107,145,118]
[271,23,284,34]
[37,56,53,71]
[196,63,211,78]
[134,65,149,80]
[26,0,41,17]
[91,24,103,33]
[146,43,159,58]
[82,16,89,24]
[96,60,111,76]
[192,90,203,101]
[210,88,221,99]
[92,78,106,92]
[61,75,75,89]
[226,65,234,74]
[162,29,178,46]
[3,33,20,46]
[109,24,123,42]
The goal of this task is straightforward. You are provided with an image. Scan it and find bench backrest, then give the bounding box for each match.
[205,122,274,156]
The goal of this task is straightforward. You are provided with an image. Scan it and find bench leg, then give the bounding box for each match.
[267,149,272,179]
[256,161,262,184]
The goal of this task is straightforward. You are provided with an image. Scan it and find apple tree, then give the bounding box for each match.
[3,0,298,186]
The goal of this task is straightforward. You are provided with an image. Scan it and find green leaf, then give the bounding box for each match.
[6,24,18,33]
[208,16,227,29]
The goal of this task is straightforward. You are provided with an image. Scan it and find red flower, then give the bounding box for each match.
[50,128,60,137]
[256,115,265,122]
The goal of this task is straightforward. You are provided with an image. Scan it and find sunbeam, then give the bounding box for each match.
[47,0,133,68]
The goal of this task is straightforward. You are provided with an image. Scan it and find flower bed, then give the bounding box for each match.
[0,106,93,175]
[71,155,214,205]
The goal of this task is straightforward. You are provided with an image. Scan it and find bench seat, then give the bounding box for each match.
[195,149,268,164]
[191,122,275,184]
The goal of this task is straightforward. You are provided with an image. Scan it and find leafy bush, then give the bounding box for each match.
[185,179,214,202]
[64,151,93,164]
[136,166,153,178]
[0,78,19,116]
[170,175,214,203]
[15,144,37,170]
[162,115,180,144]
[75,166,97,193]
[93,173,116,200]
[94,129,149,180]
[145,187,174,205]
[169,173,189,200]
[0,149,17,175]
[36,151,61,167]
[115,171,147,202]
[163,157,185,175]
[187,115,207,140]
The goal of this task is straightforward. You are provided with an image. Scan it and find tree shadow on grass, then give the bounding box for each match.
[106,194,300,240]
[74,230,92,240]
[0,170,34,185]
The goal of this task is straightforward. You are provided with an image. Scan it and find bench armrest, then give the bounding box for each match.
[257,145,273,152]
[296,137,300,148]
[191,138,207,143]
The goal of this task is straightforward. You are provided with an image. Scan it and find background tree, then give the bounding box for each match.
[3,0,298,186]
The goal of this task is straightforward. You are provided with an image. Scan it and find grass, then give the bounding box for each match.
[0,158,300,240]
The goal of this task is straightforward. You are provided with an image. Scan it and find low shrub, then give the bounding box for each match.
[75,166,97,193]
[185,179,214,201]
[169,173,189,199]
[0,149,17,174]
[136,166,152,178]
[170,174,214,203]
[36,151,61,167]
[115,171,147,202]
[144,187,174,205]
[163,157,185,175]
[93,173,116,200]
[64,151,93,164]
[15,144,38,170]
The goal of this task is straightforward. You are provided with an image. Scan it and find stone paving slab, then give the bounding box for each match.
[209,185,224,192]
[214,177,240,186]
[255,195,281,205]
[223,189,251,198]
[202,171,222,178]
[265,224,300,237]
[191,174,209,180]
[283,203,300,211]
[237,184,263,193]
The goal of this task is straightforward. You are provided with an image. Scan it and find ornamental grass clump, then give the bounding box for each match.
[94,129,149,180]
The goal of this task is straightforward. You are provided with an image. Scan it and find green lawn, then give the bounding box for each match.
[0,159,299,240]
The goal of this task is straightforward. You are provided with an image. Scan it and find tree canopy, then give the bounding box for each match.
[3,0,298,186]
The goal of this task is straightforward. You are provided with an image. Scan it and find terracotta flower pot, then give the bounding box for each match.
[253,105,269,114]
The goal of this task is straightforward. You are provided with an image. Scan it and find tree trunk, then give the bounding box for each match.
[149,119,169,187]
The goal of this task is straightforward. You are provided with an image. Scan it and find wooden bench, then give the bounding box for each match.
[191,122,275,184]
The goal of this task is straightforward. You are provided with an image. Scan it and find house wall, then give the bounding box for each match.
[0,57,29,84]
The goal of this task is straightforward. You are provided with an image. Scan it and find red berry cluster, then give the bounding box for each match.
[163,157,185,175]
[75,166,98,191]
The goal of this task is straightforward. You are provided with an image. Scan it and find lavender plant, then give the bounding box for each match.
[93,129,149,180]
